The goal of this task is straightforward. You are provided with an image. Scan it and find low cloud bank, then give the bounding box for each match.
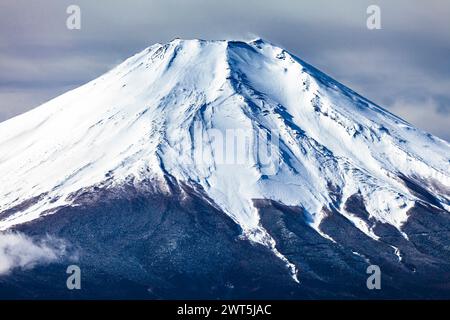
[0,231,67,275]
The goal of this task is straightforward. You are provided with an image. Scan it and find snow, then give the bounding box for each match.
[0,38,449,279]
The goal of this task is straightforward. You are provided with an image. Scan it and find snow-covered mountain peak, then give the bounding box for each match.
[0,39,449,258]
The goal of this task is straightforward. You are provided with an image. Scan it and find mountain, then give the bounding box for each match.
[0,38,449,299]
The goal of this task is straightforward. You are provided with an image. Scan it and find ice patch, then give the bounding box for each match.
[0,232,67,275]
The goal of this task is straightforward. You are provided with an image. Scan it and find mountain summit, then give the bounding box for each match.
[0,39,449,298]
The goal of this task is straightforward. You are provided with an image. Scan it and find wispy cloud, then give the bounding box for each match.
[0,0,448,140]
[0,231,67,275]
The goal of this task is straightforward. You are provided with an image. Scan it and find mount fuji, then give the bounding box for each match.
[0,38,449,299]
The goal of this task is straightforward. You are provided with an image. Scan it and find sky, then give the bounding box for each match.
[0,0,449,141]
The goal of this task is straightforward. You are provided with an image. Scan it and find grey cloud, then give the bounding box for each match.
[390,98,450,142]
[0,0,449,141]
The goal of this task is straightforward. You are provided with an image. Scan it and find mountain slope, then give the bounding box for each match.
[0,39,449,298]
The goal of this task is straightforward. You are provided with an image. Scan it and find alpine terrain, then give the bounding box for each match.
[0,39,449,299]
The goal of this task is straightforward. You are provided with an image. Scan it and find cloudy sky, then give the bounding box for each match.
[0,0,449,141]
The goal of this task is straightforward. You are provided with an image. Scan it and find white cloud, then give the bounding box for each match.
[0,231,67,275]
